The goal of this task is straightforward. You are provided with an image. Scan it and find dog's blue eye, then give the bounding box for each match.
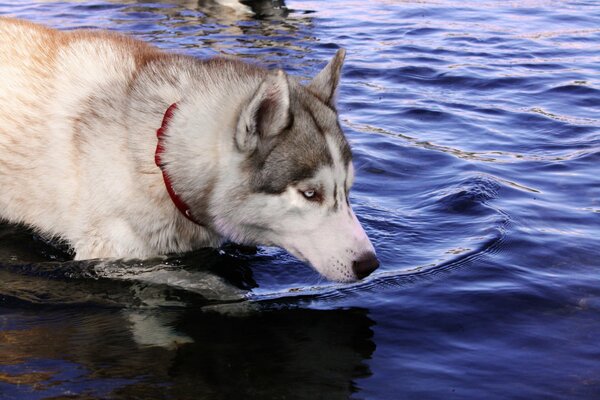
[302,190,316,199]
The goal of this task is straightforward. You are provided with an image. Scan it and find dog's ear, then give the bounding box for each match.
[235,70,290,153]
[307,48,346,106]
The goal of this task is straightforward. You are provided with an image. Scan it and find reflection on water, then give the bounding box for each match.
[0,306,374,399]
[0,223,255,307]
[0,225,375,398]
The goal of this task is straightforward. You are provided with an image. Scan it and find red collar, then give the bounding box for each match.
[155,103,202,225]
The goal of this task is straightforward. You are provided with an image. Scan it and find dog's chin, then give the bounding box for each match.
[314,266,360,283]
[279,245,358,283]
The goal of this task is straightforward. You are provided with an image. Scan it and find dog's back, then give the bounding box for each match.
[0,18,159,137]
[0,18,162,240]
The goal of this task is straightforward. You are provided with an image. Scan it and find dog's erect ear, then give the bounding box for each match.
[235,70,290,153]
[307,48,346,106]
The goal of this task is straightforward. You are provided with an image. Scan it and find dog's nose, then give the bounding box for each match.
[352,253,379,280]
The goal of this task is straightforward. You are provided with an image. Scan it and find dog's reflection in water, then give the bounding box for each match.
[1,305,375,398]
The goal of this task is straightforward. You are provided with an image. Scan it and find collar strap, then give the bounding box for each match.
[155,103,202,225]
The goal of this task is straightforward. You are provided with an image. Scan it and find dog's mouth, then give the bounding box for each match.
[279,241,379,283]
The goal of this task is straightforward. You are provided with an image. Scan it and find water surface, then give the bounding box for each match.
[0,0,599,398]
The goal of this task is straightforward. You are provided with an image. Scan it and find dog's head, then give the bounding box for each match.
[216,49,379,282]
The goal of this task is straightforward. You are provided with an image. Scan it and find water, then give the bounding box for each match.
[0,0,599,398]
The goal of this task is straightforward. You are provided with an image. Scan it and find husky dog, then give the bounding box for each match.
[0,18,379,282]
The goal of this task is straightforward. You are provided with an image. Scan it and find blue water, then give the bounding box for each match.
[1,0,599,398]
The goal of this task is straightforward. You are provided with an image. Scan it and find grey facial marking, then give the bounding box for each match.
[305,97,352,168]
[242,78,356,198]
[306,107,326,138]
[304,89,337,114]
[332,184,338,211]
[336,121,353,165]
[344,171,351,207]
[244,91,334,194]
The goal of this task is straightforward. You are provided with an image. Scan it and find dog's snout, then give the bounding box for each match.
[352,253,379,280]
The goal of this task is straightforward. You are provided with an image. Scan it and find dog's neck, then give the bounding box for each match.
[155,103,203,226]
